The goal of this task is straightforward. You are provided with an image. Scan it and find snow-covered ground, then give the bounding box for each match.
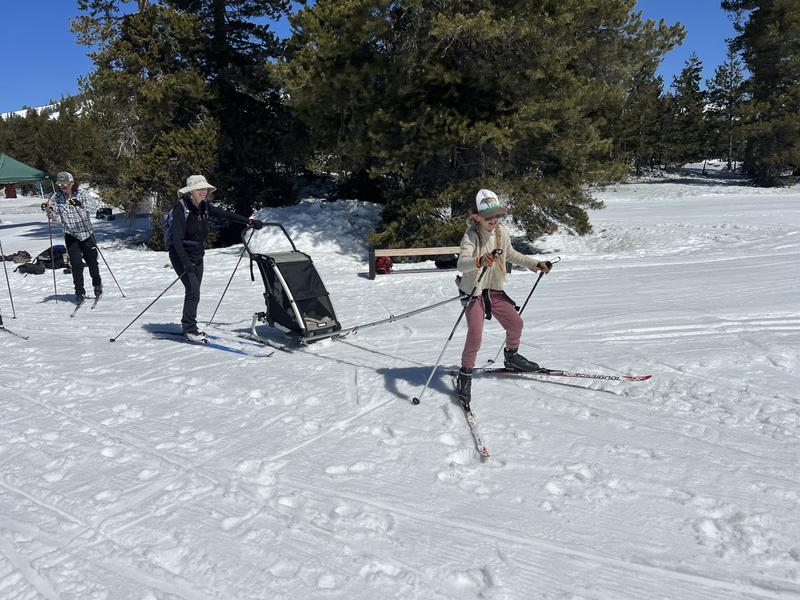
[1,170,799,599]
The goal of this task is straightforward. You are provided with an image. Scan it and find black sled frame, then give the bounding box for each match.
[241,223,463,346]
[243,224,342,343]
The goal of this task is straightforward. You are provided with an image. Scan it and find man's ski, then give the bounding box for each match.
[90,293,102,309]
[152,331,274,357]
[69,298,86,318]
[0,325,29,340]
[451,375,490,458]
[469,367,652,382]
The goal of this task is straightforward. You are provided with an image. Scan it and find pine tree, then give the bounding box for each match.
[283,0,683,247]
[168,0,305,229]
[0,99,108,192]
[721,0,800,185]
[73,1,215,236]
[0,109,51,173]
[664,53,708,168]
[73,0,301,246]
[617,66,666,176]
[705,46,746,171]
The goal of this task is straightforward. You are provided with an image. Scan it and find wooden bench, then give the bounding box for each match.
[368,246,460,279]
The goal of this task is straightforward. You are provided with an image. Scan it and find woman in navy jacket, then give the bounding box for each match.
[167,175,263,341]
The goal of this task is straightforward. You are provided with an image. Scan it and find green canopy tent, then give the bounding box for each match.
[0,153,50,198]
[0,154,55,310]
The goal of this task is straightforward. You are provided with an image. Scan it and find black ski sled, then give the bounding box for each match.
[243,224,341,343]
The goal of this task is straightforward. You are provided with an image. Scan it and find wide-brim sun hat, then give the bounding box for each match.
[178,174,217,196]
[474,188,507,219]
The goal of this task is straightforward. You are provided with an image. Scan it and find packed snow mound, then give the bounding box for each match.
[536,182,800,262]
[249,198,383,257]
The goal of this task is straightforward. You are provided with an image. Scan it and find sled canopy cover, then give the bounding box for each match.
[253,250,341,339]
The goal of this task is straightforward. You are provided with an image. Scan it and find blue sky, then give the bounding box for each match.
[1,1,738,114]
[636,0,739,86]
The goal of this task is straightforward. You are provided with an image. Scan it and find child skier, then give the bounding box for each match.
[455,189,552,404]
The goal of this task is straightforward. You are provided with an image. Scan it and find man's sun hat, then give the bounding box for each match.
[474,189,507,219]
[56,171,74,184]
[178,174,217,196]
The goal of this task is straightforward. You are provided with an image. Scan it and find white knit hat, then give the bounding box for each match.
[178,174,217,196]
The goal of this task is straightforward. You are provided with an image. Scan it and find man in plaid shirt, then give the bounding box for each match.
[45,171,102,305]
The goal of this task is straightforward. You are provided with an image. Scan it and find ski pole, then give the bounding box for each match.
[73,204,126,297]
[0,237,17,318]
[412,249,502,405]
[487,256,560,365]
[109,274,182,342]
[95,242,125,297]
[206,228,255,326]
[44,204,59,304]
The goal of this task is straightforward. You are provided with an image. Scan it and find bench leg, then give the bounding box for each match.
[369,249,376,280]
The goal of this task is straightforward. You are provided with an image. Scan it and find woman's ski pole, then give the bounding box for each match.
[0,237,17,318]
[412,249,502,405]
[109,275,182,342]
[206,228,255,326]
[95,243,125,297]
[487,256,560,365]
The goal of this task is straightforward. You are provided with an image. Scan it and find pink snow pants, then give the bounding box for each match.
[461,290,523,369]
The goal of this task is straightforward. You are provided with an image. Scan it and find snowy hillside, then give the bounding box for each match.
[1,171,799,599]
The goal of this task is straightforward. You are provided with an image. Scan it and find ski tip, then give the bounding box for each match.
[624,375,652,381]
[480,448,490,458]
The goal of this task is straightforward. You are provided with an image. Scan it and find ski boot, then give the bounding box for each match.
[93,286,103,301]
[456,367,472,408]
[74,294,86,307]
[184,329,209,343]
[503,348,540,372]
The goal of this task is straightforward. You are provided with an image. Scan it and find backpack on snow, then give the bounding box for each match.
[35,245,68,269]
[15,245,68,275]
[374,256,393,274]
[434,254,458,270]
[163,198,209,246]
[15,262,46,275]
[1,250,32,263]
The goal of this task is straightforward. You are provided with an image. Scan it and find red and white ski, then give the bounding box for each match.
[456,367,652,382]
[451,375,490,458]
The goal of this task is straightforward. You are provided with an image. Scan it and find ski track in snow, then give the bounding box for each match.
[2,173,800,598]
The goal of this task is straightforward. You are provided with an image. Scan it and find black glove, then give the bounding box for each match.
[248,218,264,230]
[67,199,83,208]
[40,202,49,212]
